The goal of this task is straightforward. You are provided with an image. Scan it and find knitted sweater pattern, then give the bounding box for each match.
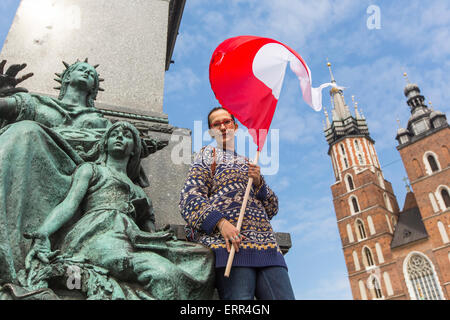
[179,146,286,269]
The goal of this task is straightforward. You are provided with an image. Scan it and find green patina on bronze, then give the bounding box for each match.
[0,60,215,300]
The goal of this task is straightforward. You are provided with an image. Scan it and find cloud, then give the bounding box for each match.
[164,67,201,96]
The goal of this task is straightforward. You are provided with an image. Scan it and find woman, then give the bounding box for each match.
[179,107,295,300]
[0,59,111,284]
[25,121,215,300]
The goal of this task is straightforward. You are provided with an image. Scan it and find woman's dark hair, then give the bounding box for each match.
[207,106,235,128]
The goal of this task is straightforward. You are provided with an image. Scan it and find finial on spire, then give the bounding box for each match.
[324,106,331,128]
[326,58,336,83]
[428,101,434,111]
[359,107,365,119]
[403,72,410,84]
[402,177,411,192]
[351,95,361,119]
[396,118,401,128]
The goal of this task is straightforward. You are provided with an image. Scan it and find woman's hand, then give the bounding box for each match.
[24,232,59,271]
[0,60,33,96]
[248,163,262,187]
[216,218,245,253]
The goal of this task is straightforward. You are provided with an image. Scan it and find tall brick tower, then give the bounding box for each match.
[324,66,449,300]
[323,62,402,299]
[392,76,449,300]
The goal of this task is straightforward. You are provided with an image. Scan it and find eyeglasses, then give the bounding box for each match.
[210,118,234,129]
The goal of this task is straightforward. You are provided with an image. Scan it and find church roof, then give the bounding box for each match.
[390,192,428,249]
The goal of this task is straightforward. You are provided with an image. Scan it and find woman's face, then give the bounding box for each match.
[68,63,97,91]
[208,109,238,146]
[106,126,135,159]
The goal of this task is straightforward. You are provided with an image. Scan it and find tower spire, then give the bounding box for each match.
[327,58,336,84]
[324,106,331,128]
[352,95,361,119]
[327,60,350,120]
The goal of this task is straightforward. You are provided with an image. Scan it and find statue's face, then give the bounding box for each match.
[68,63,97,91]
[106,126,135,159]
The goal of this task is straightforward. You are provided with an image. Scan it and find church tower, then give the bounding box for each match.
[324,62,403,300]
[325,65,449,300]
[392,75,449,300]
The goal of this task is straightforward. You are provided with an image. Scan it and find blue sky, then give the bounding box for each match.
[1,1,450,300]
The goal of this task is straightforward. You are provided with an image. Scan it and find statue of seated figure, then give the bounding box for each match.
[0,59,112,284]
[11,121,215,300]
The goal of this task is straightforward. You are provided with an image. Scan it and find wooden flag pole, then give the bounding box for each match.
[224,150,261,277]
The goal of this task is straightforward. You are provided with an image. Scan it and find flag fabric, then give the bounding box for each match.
[209,35,337,150]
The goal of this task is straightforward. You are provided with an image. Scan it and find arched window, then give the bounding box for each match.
[364,247,375,267]
[385,214,393,233]
[437,221,449,244]
[340,144,349,169]
[359,280,368,300]
[436,186,450,211]
[383,272,394,296]
[441,145,449,166]
[367,216,376,235]
[358,154,364,165]
[375,242,384,263]
[370,277,383,299]
[423,152,441,175]
[347,224,355,243]
[353,251,360,271]
[354,140,360,152]
[427,155,439,173]
[404,253,443,300]
[384,193,393,212]
[340,144,346,155]
[429,193,440,213]
[352,197,360,213]
[441,189,450,208]
[392,216,397,232]
[356,219,367,240]
[347,175,354,191]
[377,171,385,189]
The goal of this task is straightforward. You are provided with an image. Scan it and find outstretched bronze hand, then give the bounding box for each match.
[0,60,34,97]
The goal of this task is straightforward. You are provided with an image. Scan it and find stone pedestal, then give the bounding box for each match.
[1,0,189,227]
[1,0,170,114]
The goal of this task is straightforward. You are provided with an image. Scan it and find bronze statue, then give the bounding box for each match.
[0,59,113,285]
[21,122,214,300]
[0,61,214,299]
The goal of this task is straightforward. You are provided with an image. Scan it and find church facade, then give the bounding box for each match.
[323,64,449,300]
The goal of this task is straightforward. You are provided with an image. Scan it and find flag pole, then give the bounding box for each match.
[224,149,261,277]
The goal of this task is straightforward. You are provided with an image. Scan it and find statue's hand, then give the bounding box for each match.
[23,232,60,271]
[0,60,34,97]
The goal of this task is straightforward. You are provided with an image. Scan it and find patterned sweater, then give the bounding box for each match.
[179,145,286,269]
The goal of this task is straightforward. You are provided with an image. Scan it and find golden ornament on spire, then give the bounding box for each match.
[326,58,335,83]
[403,72,410,84]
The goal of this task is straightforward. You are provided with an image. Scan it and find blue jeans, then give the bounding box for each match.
[215,266,295,300]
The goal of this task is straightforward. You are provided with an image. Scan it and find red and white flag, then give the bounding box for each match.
[209,35,339,150]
